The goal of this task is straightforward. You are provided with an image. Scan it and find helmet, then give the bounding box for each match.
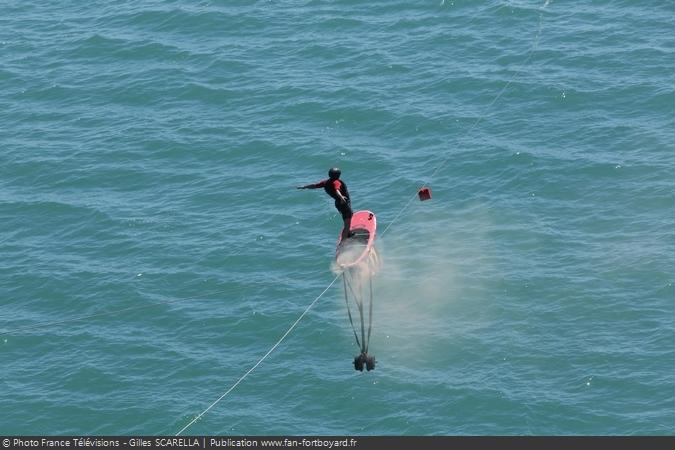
[328,167,341,179]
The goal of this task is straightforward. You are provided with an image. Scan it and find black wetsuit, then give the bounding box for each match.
[308,178,353,219]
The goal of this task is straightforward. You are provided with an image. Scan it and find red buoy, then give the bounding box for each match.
[418,187,431,201]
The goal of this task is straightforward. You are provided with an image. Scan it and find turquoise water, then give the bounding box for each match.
[2,0,674,435]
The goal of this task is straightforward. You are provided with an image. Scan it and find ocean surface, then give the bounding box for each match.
[2,0,674,436]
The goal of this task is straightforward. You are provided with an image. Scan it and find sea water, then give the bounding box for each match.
[1,0,674,435]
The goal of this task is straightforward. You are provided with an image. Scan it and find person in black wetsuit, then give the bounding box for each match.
[297,167,353,241]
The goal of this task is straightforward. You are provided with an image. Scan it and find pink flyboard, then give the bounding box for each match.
[335,210,377,269]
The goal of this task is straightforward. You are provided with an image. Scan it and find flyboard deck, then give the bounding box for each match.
[336,210,377,269]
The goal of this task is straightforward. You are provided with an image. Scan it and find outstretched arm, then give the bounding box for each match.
[297,181,324,190]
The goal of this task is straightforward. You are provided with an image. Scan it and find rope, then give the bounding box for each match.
[174,0,552,434]
[341,252,377,355]
[343,269,367,354]
[366,275,373,354]
[175,273,341,436]
[356,279,366,354]
[342,274,362,349]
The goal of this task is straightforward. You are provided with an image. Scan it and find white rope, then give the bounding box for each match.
[175,273,341,435]
[174,0,552,434]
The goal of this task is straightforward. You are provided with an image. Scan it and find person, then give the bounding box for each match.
[297,167,353,241]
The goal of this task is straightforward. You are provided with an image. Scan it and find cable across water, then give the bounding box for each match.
[175,0,551,434]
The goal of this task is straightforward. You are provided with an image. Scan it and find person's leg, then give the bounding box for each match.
[338,201,353,241]
[342,216,352,241]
